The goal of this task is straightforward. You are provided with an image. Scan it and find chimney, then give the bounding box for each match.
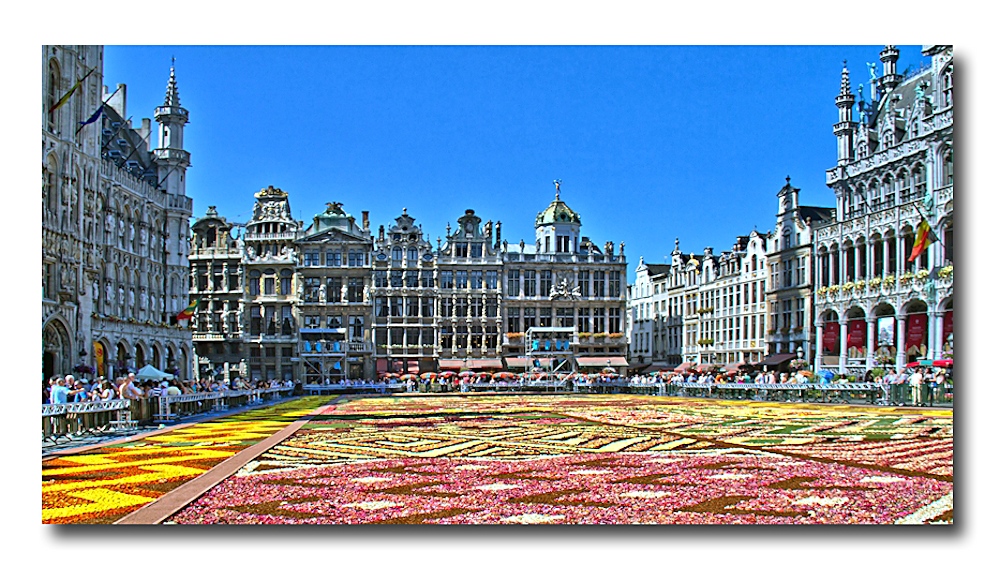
[362,211,370,231]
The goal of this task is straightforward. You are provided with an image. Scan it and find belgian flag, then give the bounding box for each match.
[908,219,938,263]
[176,299,200,321]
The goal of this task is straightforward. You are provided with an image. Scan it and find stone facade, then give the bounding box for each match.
[814,45,953,376]
[42,45,193,383]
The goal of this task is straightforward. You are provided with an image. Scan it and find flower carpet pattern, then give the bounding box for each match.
[167,394,952,524]
[41,396,330,524]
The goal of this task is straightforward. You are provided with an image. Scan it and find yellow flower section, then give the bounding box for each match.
[42,396,331,524]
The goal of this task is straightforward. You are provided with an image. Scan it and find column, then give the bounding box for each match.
[895,314,907,370]
[838,318,848,375]
[928,310,942,361]
[814,322,823,370]
[866,316,876,370]
[882,238,890,277]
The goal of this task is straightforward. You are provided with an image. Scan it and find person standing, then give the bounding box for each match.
[909,369,924,406]
[118,373,144,400]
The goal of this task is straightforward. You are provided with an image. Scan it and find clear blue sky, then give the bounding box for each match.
[104,45,928,282]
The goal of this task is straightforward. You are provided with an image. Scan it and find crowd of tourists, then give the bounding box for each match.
[43,372,294,405]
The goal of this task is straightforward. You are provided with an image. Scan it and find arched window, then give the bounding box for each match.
[391,247,402,261]
[47,59,60,133]
[942,63,953,107]
[943,150,953,187]
[407,247,417,262]
[913,164,926,201]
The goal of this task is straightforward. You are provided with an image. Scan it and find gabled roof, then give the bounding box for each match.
[799,206,835,224]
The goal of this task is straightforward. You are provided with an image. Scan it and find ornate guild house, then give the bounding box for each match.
[813,45,953,375]
[43,46,193,382]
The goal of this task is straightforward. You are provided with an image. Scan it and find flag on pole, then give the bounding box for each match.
[76,104,104,133]
[49,67,95,114]
[908,219,937,262]
[176,299,200,320]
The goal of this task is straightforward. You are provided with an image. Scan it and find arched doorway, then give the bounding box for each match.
[872,303,897,368]
[135,343,146,369]
[42,319,72,381]
[845,306,868,360]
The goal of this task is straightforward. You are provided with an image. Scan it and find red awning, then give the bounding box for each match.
[674,362,695,373]
[577,356,628,367]
[723,362,742,372]
[439,359,503,370]
[695,364,717,373]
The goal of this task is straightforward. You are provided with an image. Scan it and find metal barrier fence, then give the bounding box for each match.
[651,382,952,406]
[304,383,407,395]
[42,387,296,441]
[42,399,134,441]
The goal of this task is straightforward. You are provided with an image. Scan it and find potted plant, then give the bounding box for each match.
[938,265,953,279]
[868,277,881,290]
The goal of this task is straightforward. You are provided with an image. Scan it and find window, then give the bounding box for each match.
[524,307,536,330]
[406,271,418,288]
[407,247,418,262]
[347,278,363,302]
[280,270,292,295]
[421,271,434,288]
[303,277,320,301]
[440,271,454,289]
[349,251,365,266]
[304,252,320,266]
[390,271,403,288]
[421,297,434,317]
[524,270,536,296]
[540,270,552,297]
[392,247,403,261]
[507,307,520,333]
[456,271,468,289]
[486,298,498,318]
[486,270,498,290]
[454,243,468,258]
[440,297,453,317]
[609,271,621,298]
[406,297,420,317]
[390,297,403,317]
[249,270,260,296]
[374,271,388,288]
[507,270,520,296]
[327,251,341,266]
[579,271,590,297]
[350,316,364,341]
[470,298,483,317]
[470,270,483,289]
[593,308,605,334]
[456,298,468,317]
[327,277,342,301]
[470,243,482,258]
[593,271,606,297]
[557,307,573,328]
[557,235,570,253]
[539,307,552,327]
[577,308,590,333]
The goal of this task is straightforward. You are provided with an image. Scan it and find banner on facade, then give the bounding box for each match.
[847,320,867,358]
[823,322,839,355]
[942,310,953,350]
[906,313,928,356]
[877,317,895,346]
[93,342,105,379]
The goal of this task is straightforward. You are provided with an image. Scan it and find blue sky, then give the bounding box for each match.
[102,45,929,282]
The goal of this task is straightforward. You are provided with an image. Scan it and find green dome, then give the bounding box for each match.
[535,198,581,227]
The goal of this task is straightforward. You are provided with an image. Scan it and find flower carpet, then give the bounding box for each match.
[41,396,331,524]
[165,394,953,524]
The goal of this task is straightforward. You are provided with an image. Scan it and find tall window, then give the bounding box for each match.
[593,308,605,334]
[280,270,292,295]
[539,307,552,327]
[593,271,606,297]
[540,270,552,296]
[407,247,418,262]
[609,271,621,298]
[557,235,570,253]
[486,270,498,290]
[440,270,454,289]
[506,270,520,296]
[327,251,341,266]
[470,270,483,289]
[524,307,536,330]
[577,308,590,333]
[507,307,520,333]
[456,270,468,289]
[347,278,363,302]
[524,270,536,296]
[304,252,320,266]
[579,271,590,297]
[327,277,342,301]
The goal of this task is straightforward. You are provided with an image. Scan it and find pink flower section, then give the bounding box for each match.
[169,453,950,525]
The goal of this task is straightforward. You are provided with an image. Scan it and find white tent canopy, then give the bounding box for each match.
[136,364,173,380]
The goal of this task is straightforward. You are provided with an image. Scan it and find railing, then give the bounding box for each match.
[41,388,297,440]
[153,387,294,423]
[42,399,135,441]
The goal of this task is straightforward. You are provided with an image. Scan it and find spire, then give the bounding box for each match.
[164,58,181,107]
[553,179,562,201]
[840,60,851,95]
